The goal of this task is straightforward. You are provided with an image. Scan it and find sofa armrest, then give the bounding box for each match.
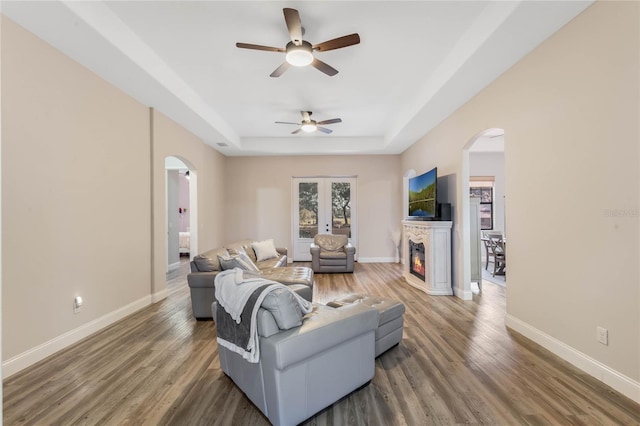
[261,303,378,370]
[187,271,219,288]
[310,243,320,270]
[344,243,355,255]
[276,247,288,257]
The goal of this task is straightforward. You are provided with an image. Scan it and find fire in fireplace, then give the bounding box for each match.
[409,241,426,281]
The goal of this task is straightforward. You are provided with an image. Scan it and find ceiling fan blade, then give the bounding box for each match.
[283,8,303,45]
[317,118,342,125]
[301,111,311,122]
[311,58,338,76]
[275,121,300,125]
[313,33,360,52]
[292,128,303,135]
[317,127,333,134]
[236,42,285,53]
[270,62,291,77]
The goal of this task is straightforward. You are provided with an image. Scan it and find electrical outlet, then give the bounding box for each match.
[74,296,83,314]
[597,326,608,345]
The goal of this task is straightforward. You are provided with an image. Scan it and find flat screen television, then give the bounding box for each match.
[408,167,437,219]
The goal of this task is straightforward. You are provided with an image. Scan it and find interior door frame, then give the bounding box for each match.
[291,176,357,262]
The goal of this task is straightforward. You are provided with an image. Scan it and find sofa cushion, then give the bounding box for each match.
[193,247,229,271]
[315,234,348,251]
[328,294,406,326]
[260,288,304,330]
[193,255,219,272]
[255,255,285,270]
[320,250,347,259]
[252,239,280,261]
[262,267,314,286]
[218,252,260,272]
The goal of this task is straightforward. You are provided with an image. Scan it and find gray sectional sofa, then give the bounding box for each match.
[212,294,379,426]
[207,245,406,425]
[187,239,314,319]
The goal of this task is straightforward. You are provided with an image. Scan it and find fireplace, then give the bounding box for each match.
[402,220,452,296]
[409,241,426,281]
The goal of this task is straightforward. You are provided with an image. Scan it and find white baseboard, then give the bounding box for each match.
[2,295,152,378]
[454,286,473,300]
[506,314,640,403]
[151,288,169,303]
[357,257,397,263]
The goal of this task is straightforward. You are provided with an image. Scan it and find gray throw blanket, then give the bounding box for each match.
[215,269,311,363]
[216,283,273,362]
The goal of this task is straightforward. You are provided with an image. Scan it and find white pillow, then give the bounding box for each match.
[252,239,280,261]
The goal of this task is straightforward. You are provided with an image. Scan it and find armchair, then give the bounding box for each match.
[310,234,355,273]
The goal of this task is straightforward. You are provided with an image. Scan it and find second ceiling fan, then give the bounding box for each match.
[276,111,342,134]
[236,8,360,77]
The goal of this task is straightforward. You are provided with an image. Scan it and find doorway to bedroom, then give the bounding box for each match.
[165,156,196,274]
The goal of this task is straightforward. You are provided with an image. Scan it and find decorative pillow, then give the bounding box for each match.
[252,239,280,262]
[261,288,303,330]
[218,252,260,272]
[227,246,247,257]
[226,240,258,262]
[193,255,219,272]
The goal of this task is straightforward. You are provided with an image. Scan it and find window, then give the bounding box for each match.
[470,177,494,230]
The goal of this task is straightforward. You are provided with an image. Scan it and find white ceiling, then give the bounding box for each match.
[3,1,592,156]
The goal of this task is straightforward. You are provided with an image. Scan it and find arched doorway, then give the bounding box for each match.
[164,156,198,274]
[461,128,505,297]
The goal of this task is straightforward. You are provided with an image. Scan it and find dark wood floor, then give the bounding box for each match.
[4,261,640,425]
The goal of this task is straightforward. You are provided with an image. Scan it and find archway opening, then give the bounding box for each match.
[164,156,198,276]
[461,128,505,298]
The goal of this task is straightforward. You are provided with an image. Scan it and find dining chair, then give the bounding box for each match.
[488,234,506,276]
[481,231,503,271]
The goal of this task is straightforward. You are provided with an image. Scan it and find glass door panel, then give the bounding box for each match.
[331,182,351,238]
[292,177,356,261]
[298,182,318,238]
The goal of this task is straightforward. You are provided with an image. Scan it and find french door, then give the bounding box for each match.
[292,177,357,261]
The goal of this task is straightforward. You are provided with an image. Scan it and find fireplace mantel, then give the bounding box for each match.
[402,220,452,295]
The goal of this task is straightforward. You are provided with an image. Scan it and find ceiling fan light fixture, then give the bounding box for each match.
[301,122,317,133]
[285,41,313,67]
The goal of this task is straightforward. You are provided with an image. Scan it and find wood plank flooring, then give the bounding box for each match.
[4,261,640,425]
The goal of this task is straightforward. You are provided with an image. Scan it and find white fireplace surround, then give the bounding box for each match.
[402,220,453,295]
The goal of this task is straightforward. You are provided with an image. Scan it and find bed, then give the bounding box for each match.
[179,231,190,255]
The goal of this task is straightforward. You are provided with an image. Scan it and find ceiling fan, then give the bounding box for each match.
[276,111,342,134]
[236,8,360,77]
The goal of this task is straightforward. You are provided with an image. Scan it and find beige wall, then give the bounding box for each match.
[151,110,226,297]
[224,155,402,261]
[0,17,227,373]
[401,1,639,383]
[1,17,151,360]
